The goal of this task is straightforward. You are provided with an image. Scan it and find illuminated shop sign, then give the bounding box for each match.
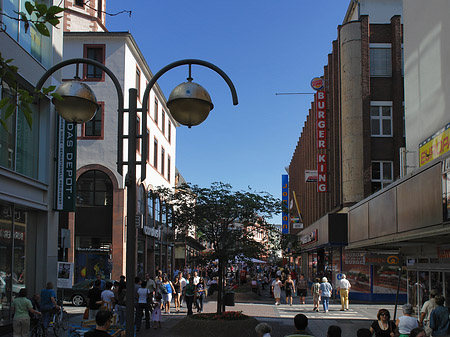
[316,90,327,192]
[300,229,318,245]
[282,175,289,234]
[419,122,450,167]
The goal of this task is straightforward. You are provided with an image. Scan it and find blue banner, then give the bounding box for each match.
[282,174,289,234]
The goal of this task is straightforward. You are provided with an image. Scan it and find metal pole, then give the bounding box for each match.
[125,89,137,337]
[393,267,402,321]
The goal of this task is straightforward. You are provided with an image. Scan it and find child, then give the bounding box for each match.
[151,294,162,329]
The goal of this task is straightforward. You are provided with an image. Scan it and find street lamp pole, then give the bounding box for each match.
[37,58,238,337]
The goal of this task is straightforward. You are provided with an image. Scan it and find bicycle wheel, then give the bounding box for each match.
[31,323,44,337]
[61,311,70,330]
[53,314,61,337]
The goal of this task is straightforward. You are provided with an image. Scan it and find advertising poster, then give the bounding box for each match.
[57,262,73,288]
[343,251,370,293]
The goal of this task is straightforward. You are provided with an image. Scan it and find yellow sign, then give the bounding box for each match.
[419,122,450,167]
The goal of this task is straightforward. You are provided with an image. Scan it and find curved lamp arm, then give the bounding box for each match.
[35,58,126,175]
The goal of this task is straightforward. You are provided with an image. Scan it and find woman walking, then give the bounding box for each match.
[272,276,282,306]
[284,274,295,306]
[135,281,151,331]
[311,277,321,312]
[12,288,41,337]
[161,276,175,314]
[319,277,332,313]
[173,275,181,313]
[396,303,418,337]
[297,274,308,305]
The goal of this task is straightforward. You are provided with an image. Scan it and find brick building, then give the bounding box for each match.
[288,0,405,301]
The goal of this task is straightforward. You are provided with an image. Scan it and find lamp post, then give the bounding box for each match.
[36,58,238,337]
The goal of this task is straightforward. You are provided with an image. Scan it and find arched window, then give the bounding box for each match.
[147,190,154,227]
[77,170,113,206]
[154,196,161,227]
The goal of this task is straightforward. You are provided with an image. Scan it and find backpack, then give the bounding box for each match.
[312,282,320,294]
[160,283,168,294]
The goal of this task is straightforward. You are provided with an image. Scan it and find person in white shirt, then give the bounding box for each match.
[337,274,351,311]
[100,282,115,311]
[135,281,150,331]
[193,271,200,286]
[272,276,282,305]
[178,272,187,306]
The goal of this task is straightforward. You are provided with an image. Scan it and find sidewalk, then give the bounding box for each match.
[61,291,405,337]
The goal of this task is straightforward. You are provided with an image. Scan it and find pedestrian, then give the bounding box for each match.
[115,282,126,326]
[284,274,295,306]
[410,327,426,337]
[40,282,59,334]
[196,277,206,313]
[184,276,196,315]
[429,295,450,337]
[337,274,351,311]
[396,303,419,337]
[145,274,156,299]
[84,311,113,337]
[96,274,106,291]
[173,275,181,313]
[135,281,151,331]
[87,280,102,320]
[161,276,175,314]
[297,274,308,305]
[100,282,115,311]
[311,277,321,312]
[284,313,314,337]
[357,328,372,337]
[193,271,200,285]
[255,322,272,337]
[12,288,41,337]
[178,271,187,306]
[319,277,332,313]
[327,325,342,337]
[151,294,162,329]
[369,309,397,337]
[272,276,282,305]
[419,289,438,337]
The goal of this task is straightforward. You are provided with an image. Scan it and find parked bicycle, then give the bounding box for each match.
[30,314,45,337]
[50,299,69,336]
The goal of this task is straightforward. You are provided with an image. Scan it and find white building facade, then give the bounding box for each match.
[61,31,177,283]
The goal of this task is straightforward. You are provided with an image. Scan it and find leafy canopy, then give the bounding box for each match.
[156,182,281,263]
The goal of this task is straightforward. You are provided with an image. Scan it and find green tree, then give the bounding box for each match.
[0,1,64,130]
[156,182,281,313]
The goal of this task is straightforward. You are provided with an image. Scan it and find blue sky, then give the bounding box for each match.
[106,0,350,224]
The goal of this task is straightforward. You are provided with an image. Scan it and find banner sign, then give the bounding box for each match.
[55,117,77,212]
[364,254,402,266]
[57,262,74,288]
[419,122,450,167]
[316,90,327,192]
[300,229,318,245]
[282,175,289,234]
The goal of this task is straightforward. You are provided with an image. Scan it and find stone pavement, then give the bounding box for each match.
[61,292,404,337]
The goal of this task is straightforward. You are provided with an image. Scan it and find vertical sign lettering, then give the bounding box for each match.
[55,116,77,212]
[282,174,289,234]
[316,90,327,192]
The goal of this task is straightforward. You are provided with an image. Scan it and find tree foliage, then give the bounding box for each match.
[0,1,64,130]
[156,182,281,263]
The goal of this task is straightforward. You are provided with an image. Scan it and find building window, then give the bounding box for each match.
[167,155,171,182]
[372,161,393,193]
[168,120,171,143]
[83,44,105,81]
[155,196,161,227]
[136,116,141,153]
[147,190,154,226]
[370,44,392,77]
[77,170,113,206]
[154,98,159,125]
[162,110,166,135]
[136,67,141,100]
[75,0,84,7]
[161,148,165,176]
[0,82,40,179]
[153,138,158,168]
[80,102,103,139]
[370,102,393,137]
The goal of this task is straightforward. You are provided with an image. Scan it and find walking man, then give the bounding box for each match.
[337,274,351,311]
[419,289,438,337]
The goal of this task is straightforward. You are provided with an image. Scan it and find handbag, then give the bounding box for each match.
[83,307,89,320]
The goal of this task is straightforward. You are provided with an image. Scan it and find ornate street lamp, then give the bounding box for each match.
[36,58,238,337]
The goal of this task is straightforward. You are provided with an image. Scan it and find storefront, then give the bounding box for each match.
[297,213,347,287]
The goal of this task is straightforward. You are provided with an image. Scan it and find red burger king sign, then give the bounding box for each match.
[311,77,324,91]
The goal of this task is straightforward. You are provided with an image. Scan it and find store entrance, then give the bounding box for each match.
[408,268,450,313]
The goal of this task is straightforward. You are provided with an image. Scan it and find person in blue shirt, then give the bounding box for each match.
[430,295,450,337]
[96,274,106,291]
[40,282,59,332]
[319,277,332,313]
